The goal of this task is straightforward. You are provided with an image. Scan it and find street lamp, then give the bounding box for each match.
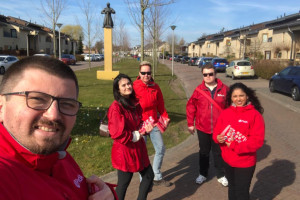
[56,23,63,60]
[170,25,176,76]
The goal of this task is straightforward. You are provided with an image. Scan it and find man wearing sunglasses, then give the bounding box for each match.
[133,61,171,187]
[0,56,116,200]
[186,63,229,187]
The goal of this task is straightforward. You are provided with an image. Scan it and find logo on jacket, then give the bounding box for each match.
[74,174,84,188]
[217,94,225,97]
[238,119,248,124]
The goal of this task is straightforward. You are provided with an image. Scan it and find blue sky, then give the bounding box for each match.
[1,0,300,47]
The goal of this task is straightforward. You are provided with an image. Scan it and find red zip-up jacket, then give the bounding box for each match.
[0,124,87,200]
[108,100,150,172]
[186,79,228,134]
[133,78,169,123]
[213,104,265,168]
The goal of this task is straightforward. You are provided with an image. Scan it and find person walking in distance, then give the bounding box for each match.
[133,61,171,187]
[186,63,229,186]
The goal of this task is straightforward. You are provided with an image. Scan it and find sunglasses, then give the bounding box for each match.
[140,71,152,75]
[203,73,214,77]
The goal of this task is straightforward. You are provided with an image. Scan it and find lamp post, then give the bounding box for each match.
[170,25,176,76]
[56,23,63,60]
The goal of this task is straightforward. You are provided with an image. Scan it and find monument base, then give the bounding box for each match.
[97,70,119,80]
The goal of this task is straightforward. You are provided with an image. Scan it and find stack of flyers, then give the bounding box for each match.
[139,116,155,135]
[221,125,247,143]
[156,116,170,133]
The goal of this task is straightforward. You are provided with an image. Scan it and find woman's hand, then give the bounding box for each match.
[217,134,225,143]
[188,126,195,135]
[144,123,154,133]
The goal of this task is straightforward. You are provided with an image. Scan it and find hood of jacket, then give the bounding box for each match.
[0,123,70,175]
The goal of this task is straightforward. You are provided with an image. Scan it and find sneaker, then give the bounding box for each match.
[195,174,207,185]
[217,176,228,187]
[153,179,172,187]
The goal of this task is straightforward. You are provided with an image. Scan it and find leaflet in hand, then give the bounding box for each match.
[221,125,247,143]
[156,115,170,133]
[139,116,155,135]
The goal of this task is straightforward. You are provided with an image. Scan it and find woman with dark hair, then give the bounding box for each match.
[213,82,265,200]
[108,73,154,200]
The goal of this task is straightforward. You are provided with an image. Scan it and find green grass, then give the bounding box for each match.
[68,58,190,177]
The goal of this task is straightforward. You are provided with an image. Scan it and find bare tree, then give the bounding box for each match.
[124,0,174,61]
[40,0,67,58]
[77,0,99,70]
[114,19,130,56]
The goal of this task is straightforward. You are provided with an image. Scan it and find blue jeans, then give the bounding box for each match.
[144,126,166,181]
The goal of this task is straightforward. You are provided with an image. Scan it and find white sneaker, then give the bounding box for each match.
[195,174,207,185]
[217,176,228,187]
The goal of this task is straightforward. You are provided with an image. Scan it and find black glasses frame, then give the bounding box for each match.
[140,71,152,75]
[1,91,82,116]
[203,73,215,77]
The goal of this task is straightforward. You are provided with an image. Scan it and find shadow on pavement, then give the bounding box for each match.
[251,159,296,200]
[256,140,271,162]
[153,152,200,200]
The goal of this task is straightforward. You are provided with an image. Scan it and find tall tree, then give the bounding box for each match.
[40,0,67,58]
[124,0,174,61]
[78,35,84,54]
[61,25,84,41]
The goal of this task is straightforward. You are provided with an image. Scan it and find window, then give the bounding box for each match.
[11,29,17,38]
[207,43,210,48]
[46,36,52,42]
[268,37,272,42]
[65,40,68,45]
[262,34,268,43]
[226,40,231,46]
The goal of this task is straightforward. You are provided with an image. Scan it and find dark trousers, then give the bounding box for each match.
[197,129,225,178]
[116,165,154,200]
[224,162,256,200]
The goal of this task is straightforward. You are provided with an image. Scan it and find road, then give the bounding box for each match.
[100,59,300,200]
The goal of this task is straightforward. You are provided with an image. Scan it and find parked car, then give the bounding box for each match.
[174,55,183,62]
[188,57,198,66]
[226,60,255,79]
[211,58,228,72]
[33,53,51,57]
[181,56,190,64]
[0,55,19,74]
[84,54,96,61]
[95,54,104,61]
[269,66,300,101]
[60,54,76,65]
[195,57,203,66]
[198,57,213,68]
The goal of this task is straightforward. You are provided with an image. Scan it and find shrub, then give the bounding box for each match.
[253,60,290,79]
[76,54,84,61]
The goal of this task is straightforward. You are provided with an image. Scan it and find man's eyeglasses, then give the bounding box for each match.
[203,73,214,77]
[140,71,152,75]
[2,91,82,116]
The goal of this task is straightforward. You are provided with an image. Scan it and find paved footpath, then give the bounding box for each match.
[101,60,300,200]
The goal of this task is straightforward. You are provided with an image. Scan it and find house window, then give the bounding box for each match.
[296,53,300,59]
[65,40,68,45]
[11,29,17,38]
[268,37,272,42]
[46,36,52,42]
[262,34,268,43]
[226,40,231,46]
[192,45,195,50]
[207,43,210,48]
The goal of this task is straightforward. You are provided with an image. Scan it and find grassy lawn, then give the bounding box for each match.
[68,58,189,177]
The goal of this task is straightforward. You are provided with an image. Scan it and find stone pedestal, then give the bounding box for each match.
[97,28,119,80]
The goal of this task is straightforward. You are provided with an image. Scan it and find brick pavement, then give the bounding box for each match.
[101,60,300,200]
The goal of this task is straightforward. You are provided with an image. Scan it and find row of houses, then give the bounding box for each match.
[187,12,300,61]
[0,15,76,56]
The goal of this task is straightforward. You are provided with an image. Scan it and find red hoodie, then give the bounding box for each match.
[186,79,228,134]
[0,124,117,200]
[108,100,150,172]
[213,104,265,168]
[133,78,169,123]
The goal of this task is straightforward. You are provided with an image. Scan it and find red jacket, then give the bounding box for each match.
[213,104,265,168]
[108,100,150,172]
[0,124,89,200]
[186,79,228,134]
[133,78,169,123]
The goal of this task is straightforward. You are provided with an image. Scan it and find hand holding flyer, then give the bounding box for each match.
[220,125,247,143]
[139,116,155,135]
[156,116,170,133]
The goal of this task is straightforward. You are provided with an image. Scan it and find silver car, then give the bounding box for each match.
[0,55,19,74]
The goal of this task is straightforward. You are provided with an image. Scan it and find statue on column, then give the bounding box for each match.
[101,3,115,28]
